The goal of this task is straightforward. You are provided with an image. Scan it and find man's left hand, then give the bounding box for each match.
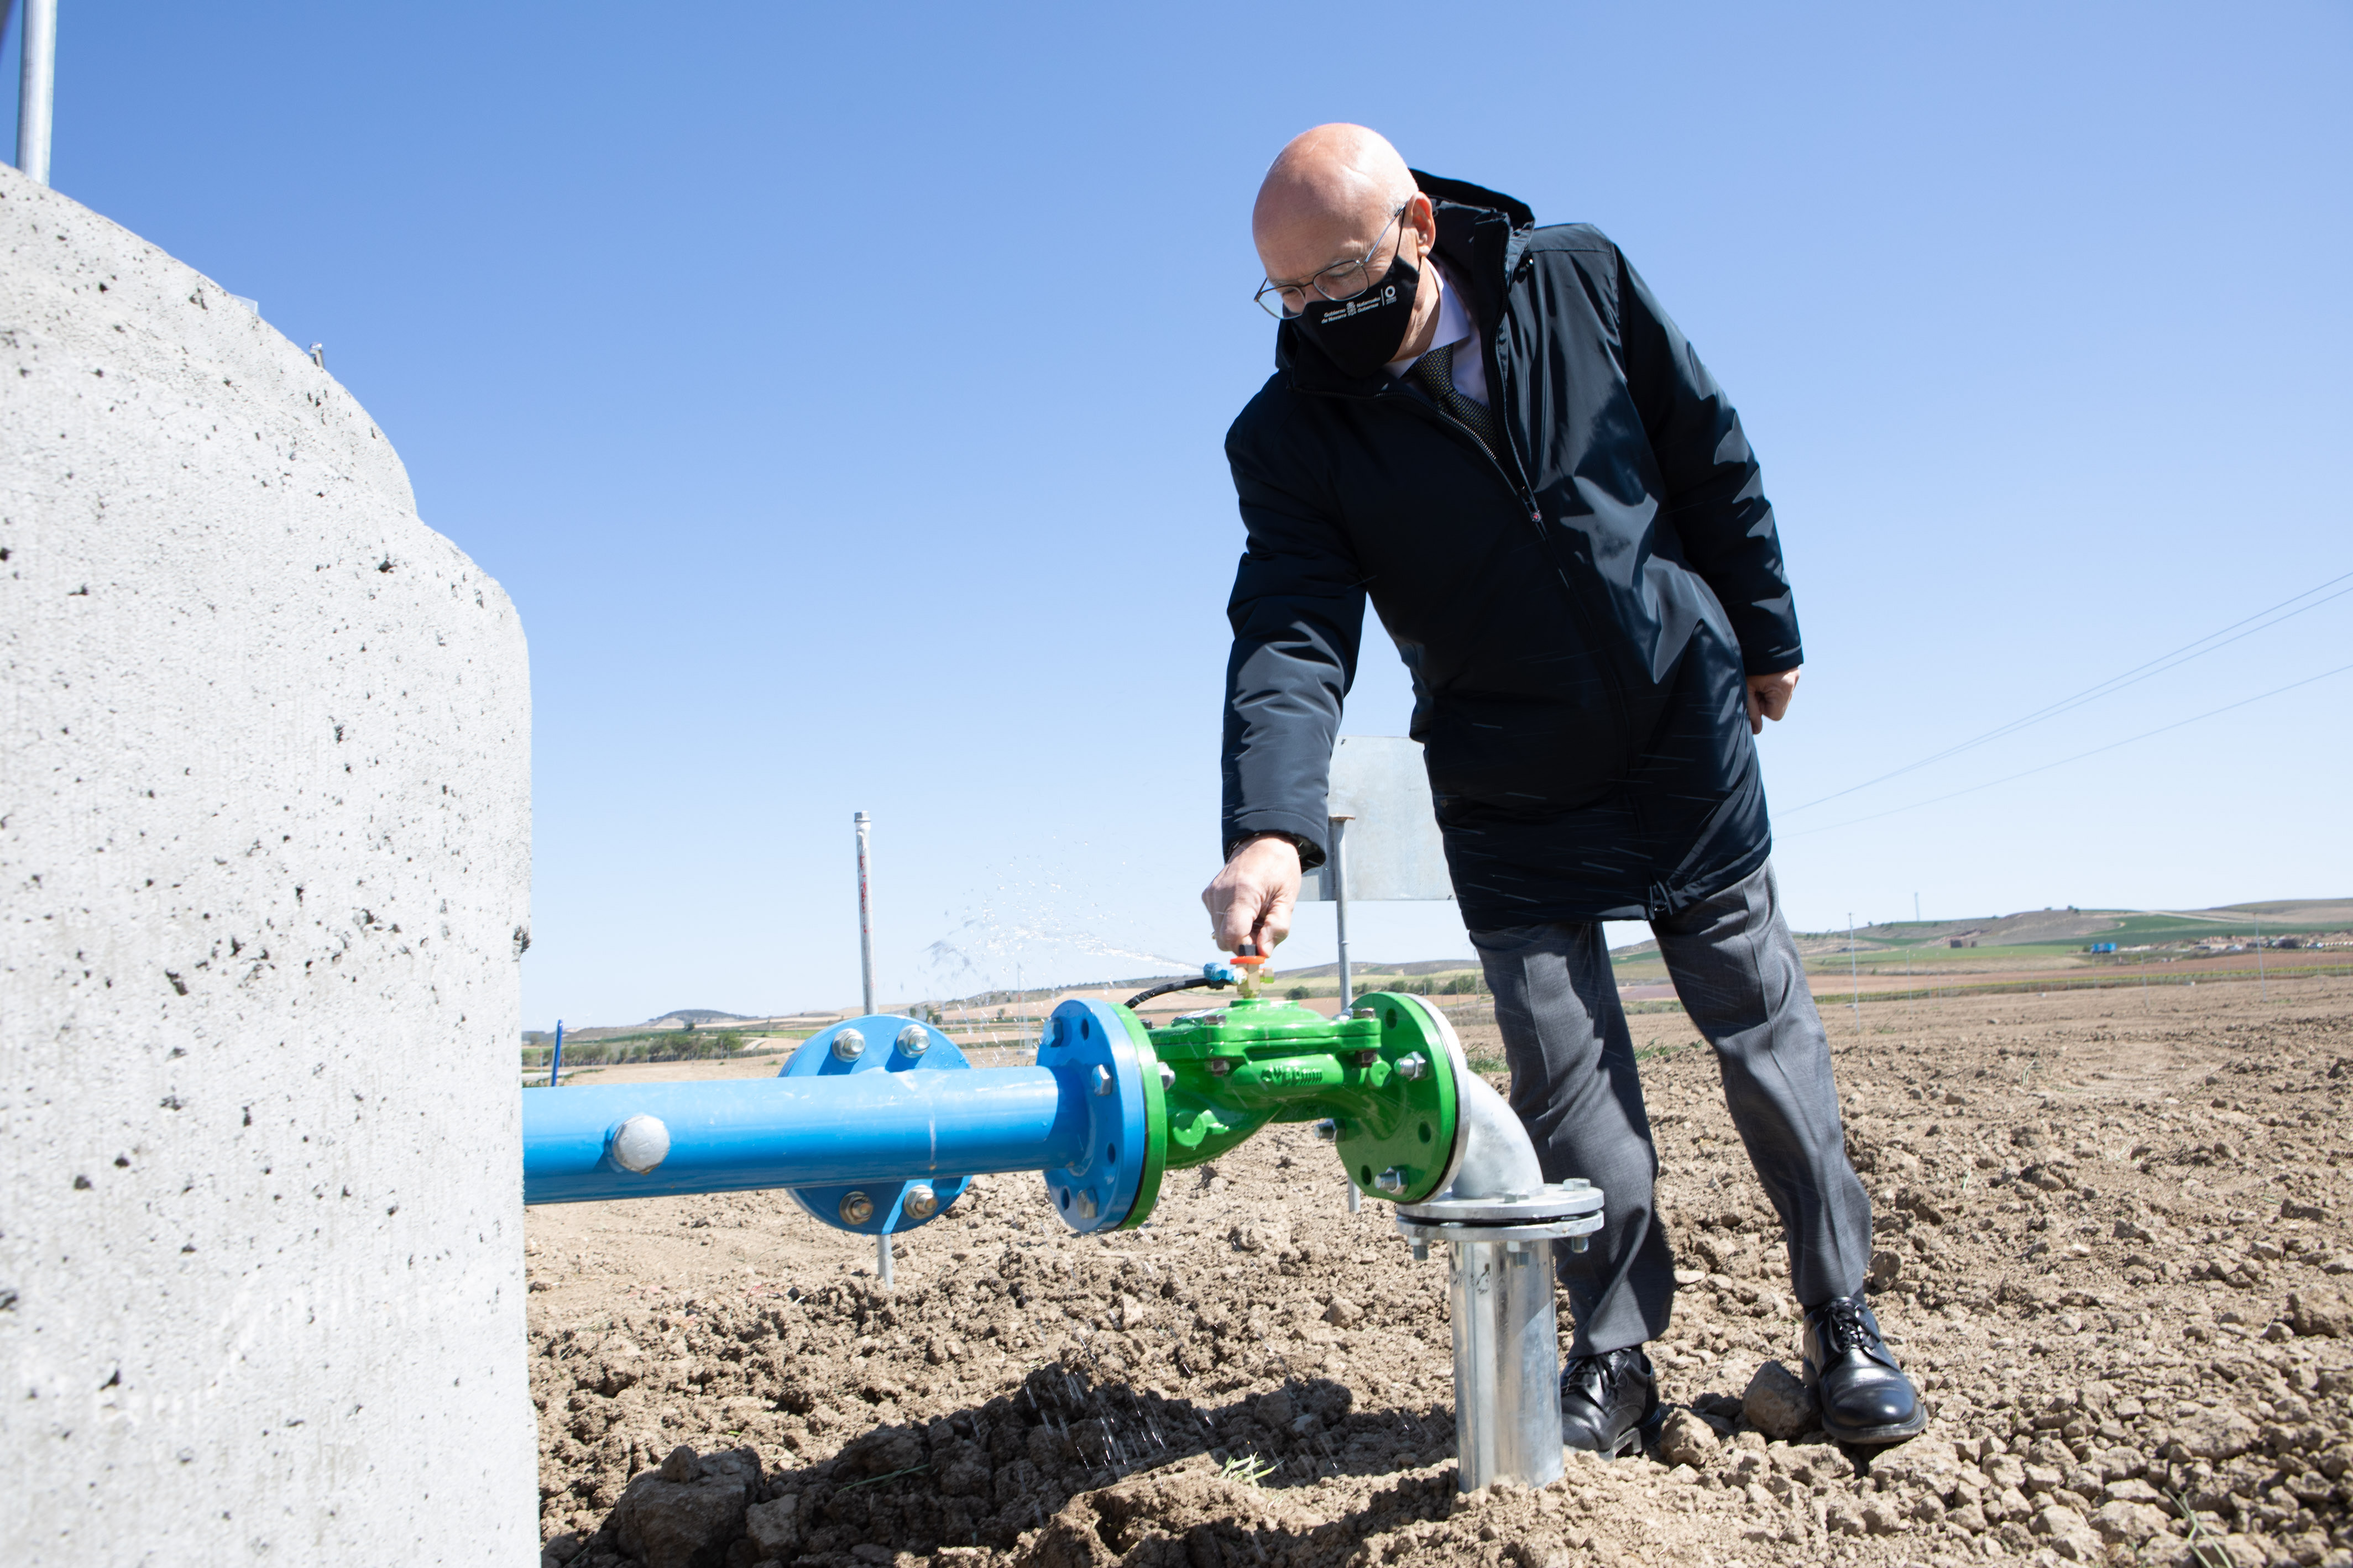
[1746,667,1801,735]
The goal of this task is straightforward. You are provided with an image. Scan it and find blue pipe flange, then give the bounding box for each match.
[1035,999,1167,1234]
[778,1015,972,1235]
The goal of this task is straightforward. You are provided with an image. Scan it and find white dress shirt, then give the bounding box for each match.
[1385,259,1487,407]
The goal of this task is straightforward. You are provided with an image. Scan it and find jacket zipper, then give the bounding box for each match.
[1291,254,1639,767]
[1476,302,1639,762]
[1366,360,1641,790]
[1372,379,1539,523]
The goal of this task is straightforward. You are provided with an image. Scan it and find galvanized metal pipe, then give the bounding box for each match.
[522,1065,1091,1204]
[15,0,56,186]
[1447,1238,1565,1489]
[1393,998,1606,1490]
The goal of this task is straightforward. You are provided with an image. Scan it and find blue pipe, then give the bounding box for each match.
[521,1065,1091,1204]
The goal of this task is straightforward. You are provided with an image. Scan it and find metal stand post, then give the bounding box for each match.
[1398,1184,1603,1491]
[548,1019,563,1088]
[1450,1237,1562,1485]
[15,0,56,186]
[855,811,876,1016]
[876,1233,893,1289]
[1848,911,1860,1030]
[1330,814,1353,1010]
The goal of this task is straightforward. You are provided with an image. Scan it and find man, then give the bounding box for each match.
[1200,125,1923,1455]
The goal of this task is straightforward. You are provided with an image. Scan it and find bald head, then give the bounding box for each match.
[1251,124,1444,370]
[1253,124,1422,283]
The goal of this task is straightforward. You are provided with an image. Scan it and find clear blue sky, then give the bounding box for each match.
[16,3,2348,1023]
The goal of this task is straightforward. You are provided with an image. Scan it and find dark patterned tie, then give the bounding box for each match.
[1410,341,1502,459]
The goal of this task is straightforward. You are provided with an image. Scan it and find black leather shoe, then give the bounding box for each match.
[1559,1346,1660,1456]
[1801,1295,1927,1445]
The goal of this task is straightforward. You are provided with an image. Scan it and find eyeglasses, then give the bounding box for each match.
[1254,204,1409,320]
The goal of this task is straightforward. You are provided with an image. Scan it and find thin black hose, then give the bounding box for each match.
[1121,976,1229,1011]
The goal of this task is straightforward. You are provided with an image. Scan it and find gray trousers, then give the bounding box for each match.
[1469,862,1871,1357]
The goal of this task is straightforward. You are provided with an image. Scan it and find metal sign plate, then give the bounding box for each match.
[1298,735,1453,902]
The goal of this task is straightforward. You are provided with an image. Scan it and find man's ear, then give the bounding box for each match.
[1407,192,1437,249]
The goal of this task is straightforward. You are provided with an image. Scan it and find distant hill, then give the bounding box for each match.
[1267,957,1478,980]
[1606,899,2353,958]
[646,1009,757,1026]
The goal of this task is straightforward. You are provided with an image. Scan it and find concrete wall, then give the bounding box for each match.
[1,167,535,1561]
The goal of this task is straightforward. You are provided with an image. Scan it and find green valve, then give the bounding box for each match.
[1130,992,1460,1224]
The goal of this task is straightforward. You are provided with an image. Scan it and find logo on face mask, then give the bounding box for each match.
[1312,284,1399,325]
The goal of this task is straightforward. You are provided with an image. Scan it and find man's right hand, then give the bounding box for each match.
[1201,834,1302,956]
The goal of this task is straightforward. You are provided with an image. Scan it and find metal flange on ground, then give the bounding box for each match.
[780,1015,973,1236]
[1034,999,1167,1234]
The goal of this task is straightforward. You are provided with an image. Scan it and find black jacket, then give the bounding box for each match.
[1219,173,1801,928]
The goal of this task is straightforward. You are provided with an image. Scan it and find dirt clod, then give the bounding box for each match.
[1742,1359,1817,1439]
[2292,1287,2350,1338]
[610,1445,759,1568]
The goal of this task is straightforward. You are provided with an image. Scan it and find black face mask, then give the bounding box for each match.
[1293,248,1420,378]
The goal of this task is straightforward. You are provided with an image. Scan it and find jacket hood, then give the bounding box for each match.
[1407,170,1534,229]
[1272,171,1535,395]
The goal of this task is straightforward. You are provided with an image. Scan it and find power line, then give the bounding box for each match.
[1781,568,2353,815]
[1782,658,2353,839]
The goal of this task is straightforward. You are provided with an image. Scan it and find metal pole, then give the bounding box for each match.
[547,1019,563,1088]
[1849,912,1861,1030]
[1330,815,1354,1011]
[877,1233,893,1289]
[15,0,56,186]
[855,811,875,1017]
[2254,911,2266,1001]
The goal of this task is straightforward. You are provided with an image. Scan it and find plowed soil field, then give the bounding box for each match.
[527,978,2353,1568]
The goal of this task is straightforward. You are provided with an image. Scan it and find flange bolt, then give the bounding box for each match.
[1396,1052,1429,1081]
[1374,1167,1408,1195]
[1312,1119,1339,1142]
[1091,1064,1114,1097]
[896,1024,930,1057]
[832,1028,866,1063]
[1207,1058,1233,1077]
[1410,1239,1430,1262]
[903,1183,938,1220]
[1157,1062,1176,1090]
[839,1191,875,1225]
